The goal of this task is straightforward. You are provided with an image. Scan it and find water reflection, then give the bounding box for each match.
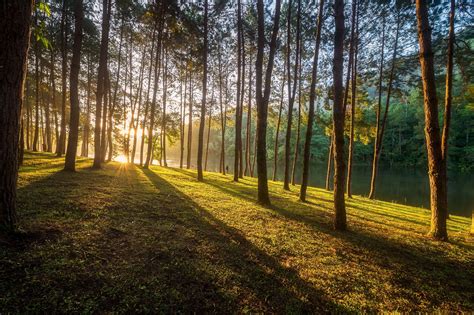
[198,158,473,218]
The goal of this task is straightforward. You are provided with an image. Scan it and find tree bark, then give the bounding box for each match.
[300,0,324,202]
[186,71,193,169]
[256,0,282,205]
[140,25,156,166]
[57,0,68,156]
[234,0,243,182]
[283,0,301,190]
[197,0,208,181]
[92,0,111,169]
[218,49,226,175]
[416,0,448,240]
[368,13,386,199]
[441,0,455,219]
[369,12,400,199]
[244,52,253,176]
[333,0,347,231]
[273,62,286,181]
[64,0,84,172]
[144,3,165,169]
[346,0,359,198]
[0,0,33,231]
[291,43,303,186]
[161,44,168,167]
[33,37,40,152]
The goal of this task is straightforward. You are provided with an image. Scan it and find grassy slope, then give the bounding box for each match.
[0,152,472,313]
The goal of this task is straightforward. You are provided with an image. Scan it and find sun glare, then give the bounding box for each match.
[115,154,128,164]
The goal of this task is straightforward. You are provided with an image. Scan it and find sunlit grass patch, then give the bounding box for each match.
[0,152,472,313]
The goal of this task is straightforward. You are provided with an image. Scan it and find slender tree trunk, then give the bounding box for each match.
[131,44,147,165]
[244,52,253,176]
[81,54,91,157]
[369,13,400,199]
[187,72,193,169]
[58,0,68,156]
[161,45,168,167]
[346,0,359,198]
[33,38,40,152]
[140,26,156,166]
[300,0,324,201]
[256,0,282,205]
[205,88,213,171]
[145,4,165,169]
[291,44,303,186]
[92,0,111,169]
[43,56,52,152]
[26,84,31,151]
[333,0,347,231]
[50,49,59,153]
[368,14,386,199]
[179,66,186,169]
[19,118,25,165]
[273,63,286,181]
[234,0,243,182]
[416,0,448,240]
[283,0,301,190]
[218,51,226,174]
[64,0,83,171]
[197,0,208,181]
[441,0,455,219]
[239,20,246,179]
[0,0,33,231]
[251,128,257,177]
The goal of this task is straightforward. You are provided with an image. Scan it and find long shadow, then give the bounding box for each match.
[140,168,345,313]
[169,168,473,310]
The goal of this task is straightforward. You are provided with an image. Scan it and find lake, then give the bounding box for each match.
[177,157,473,218]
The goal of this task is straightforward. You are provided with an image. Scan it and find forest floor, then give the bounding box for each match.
[0,152,473,313]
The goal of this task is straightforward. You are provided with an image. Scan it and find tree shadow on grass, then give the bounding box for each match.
[140,168,344,313]
[168,167,473,311]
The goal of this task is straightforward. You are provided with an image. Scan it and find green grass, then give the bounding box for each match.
[0,152,473,313]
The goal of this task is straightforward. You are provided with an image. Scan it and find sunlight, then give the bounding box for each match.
[114,154,128,164]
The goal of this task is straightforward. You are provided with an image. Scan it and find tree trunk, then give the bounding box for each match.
[81,53,91,157]
[92,0,111,169]
[273,62,286,181]
[205,88,213,171]
[140,25,156,166]
[256,0,282,205]
[291,43,303,186]
[283,0,301,191]
[161,45,168,167]
[33,38,40,152]
[300,0,324,201]
[0,0,33,231]
[332,0,347,231]
[58,0,68,156]
[218,50,226,175]
[416,0,448,240]
[346,0,359,198]
[180,66,186,169]
[244,52,253,176]
[131,43,147,165]
[368,14,386,199]
[145,4,165,169]
[369,12,400,199]
[197,0,208,181]
[441,0,455,219]
[234,0,243,182]
[186,72,193,169]
[64,0,84,171]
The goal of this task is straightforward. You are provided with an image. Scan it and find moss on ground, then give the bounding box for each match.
[0,152,472,312]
